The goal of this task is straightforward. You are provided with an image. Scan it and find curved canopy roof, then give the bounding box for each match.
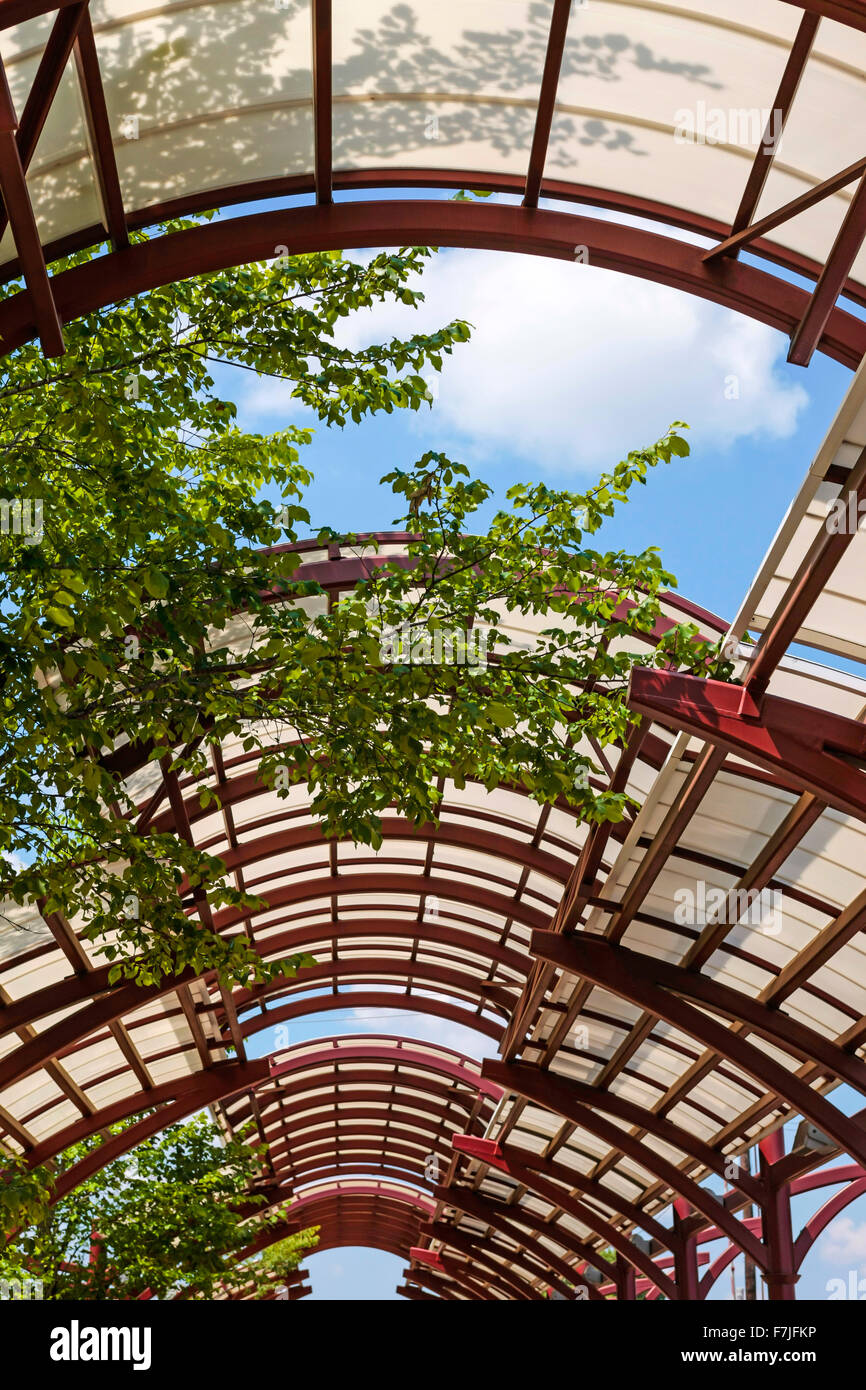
[7,344,866,1294]
[2,0,866,1302]
[0,0,864,363]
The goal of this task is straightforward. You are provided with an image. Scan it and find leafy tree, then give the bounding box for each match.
[0,222,722,991]
[0,228,469,987]
[0,1113,317,1300]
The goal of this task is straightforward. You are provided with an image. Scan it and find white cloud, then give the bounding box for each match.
[326,247,809,473]
[820,1216,866,1264]
[343,1005,495,1060]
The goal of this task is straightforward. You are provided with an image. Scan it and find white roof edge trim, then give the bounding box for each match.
[727,350,866,648]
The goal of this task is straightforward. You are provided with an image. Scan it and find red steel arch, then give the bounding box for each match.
[0,198,864,367]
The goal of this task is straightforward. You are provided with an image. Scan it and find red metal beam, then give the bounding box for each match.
[303,1220,424,1248]
[209,869,551,938]
[501,721,649,1059]
[312,1222,421,1253]
[311,0,332,205]
[534,930,866,1097]
[434,1251,523,1302]
[746,444,866,693]
[11,161,866,319]
[270,1038,499,1099]
[401,1267,464,1300]
[452,1134,675,1251]
[268,1110,470,1154]
[279,1145,449,1184]
[0,899,530,1046]
[230,954,517,1010]
[273,1157,427,1188]
[411,1251,505,1301]
[257,1217,418,1262]
[409,1246,442,1270]
[725,11,821,246]
[628,666,866,824]
[5,984,494,1112]
[416,1236,534,1301]
[444,1154,677,1297]
[756,1138,798,1301]
[419,1225,541,1300]
[0,199,862,365]
[73,10,128,249]
[706,156,866,264]
[793,1176,866,1269]
[3,167,861,310]
[24,1038,491,1182]
[250,1075,481,1122]
[279,1140,449,1182]
[176,813,572,890]
[779,0,866,32]
[530,928,866,1168]
[424,1207,582,1301]
[258,1094,478,1145]
[482,1059,768,1266]
[12,2,86,177]
[0,0,82,26]
[430,1217,578,1301]
[290,1182,434,1215]
[233,981,507,1046]
[433,1183,625,1299]
[0,903,521,1094]
[523,0,572,208]
[287,1207,429,1249]
[273,1123,463,1165]
[49,1058,270,1201]
[0,57,63,354]
[789,170,866,365]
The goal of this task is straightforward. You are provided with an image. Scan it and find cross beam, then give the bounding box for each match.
[530,928,866,1169]
[628,666,866,824]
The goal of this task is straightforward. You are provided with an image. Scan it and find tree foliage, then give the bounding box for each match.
[0,1112,317,1300]
[0,229,469,986]
[0,223,724,991]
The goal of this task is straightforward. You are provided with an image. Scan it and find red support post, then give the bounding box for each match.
[523,0,572,208]
[759,1132,799,1301]
[673,1199,700,1300]
[616,1258,637,1301]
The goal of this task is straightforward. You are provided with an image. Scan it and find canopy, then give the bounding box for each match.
[2,0,866,1301]
[0,0,864,364]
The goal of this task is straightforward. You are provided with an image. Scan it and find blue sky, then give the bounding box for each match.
[214,191,856,627]
[223,203,863,1301]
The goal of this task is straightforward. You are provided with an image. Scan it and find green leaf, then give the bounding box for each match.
[45,605,75,628]
[142,568,170,599]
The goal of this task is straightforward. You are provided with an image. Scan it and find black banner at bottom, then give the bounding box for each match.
[0,1296,860,1376]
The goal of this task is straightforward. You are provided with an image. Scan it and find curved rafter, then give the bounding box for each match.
[0,197,863,367]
